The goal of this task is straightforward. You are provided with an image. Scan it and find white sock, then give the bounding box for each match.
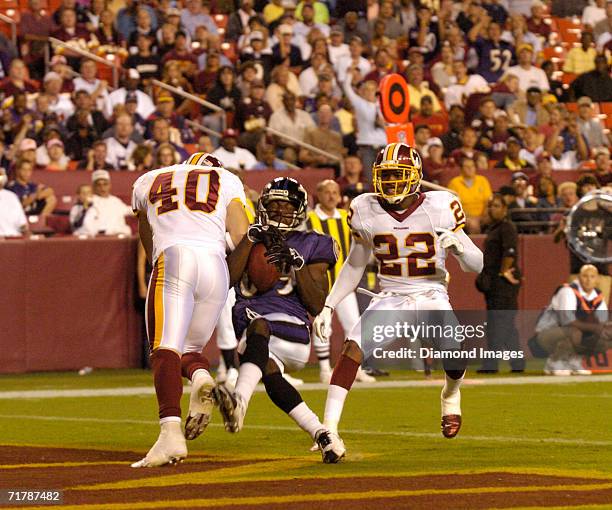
[234,362,262,406]
[441,374,463,416]
[323,384,349,434]
[191,368,211,383]
[319,358,331,372]
[288,402,325,439]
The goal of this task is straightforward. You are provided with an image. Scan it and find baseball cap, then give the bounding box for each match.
[517,43,534,53]
[222,128,238,139]
[330,26,343,35]
[249,30,264,42]
[507,136,523,147]
[92,169,110,182]
[427,137,443,148]
[126,92,138,103]
[43,71,61,82]
[578,96,593,107]
[511,171,529,182]
[156,93,173,104]
[127,68,141,80]
[19,138,37,152]
[527,86,541,94]
[46,139,64,149]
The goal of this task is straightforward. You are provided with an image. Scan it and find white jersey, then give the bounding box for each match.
[132,163,246,262]
[349,191,466,294]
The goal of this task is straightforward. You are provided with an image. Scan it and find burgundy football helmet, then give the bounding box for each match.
[184,152,225,168]
[372,142,423,204]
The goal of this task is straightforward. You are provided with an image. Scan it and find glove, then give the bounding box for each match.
[435,228,464,256]
[266,243,305,273]
[313,305,334,343]
[247,223,284,248]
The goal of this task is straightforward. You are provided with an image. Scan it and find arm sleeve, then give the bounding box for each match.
[326,239,372,309]
[453,228,484,273]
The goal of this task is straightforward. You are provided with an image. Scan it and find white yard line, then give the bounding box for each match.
[0,413,610,447]
[0,374,611,400]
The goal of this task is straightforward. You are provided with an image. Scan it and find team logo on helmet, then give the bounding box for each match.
[372,143,423,204]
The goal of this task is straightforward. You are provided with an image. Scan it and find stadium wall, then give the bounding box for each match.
[0,235,573,373]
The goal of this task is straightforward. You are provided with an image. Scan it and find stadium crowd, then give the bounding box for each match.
[0,0,612,237]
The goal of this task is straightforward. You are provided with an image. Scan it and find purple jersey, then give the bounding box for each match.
[473,38,515,83]
[233,230,337,343]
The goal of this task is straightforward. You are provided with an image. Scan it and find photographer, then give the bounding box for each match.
[532,265,611,376]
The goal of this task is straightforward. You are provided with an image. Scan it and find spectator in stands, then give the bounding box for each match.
[253,143,289,170]
[495,136,531,170]
[69,183,93,234]
[127,6,156,51]
[65,110,98,162]
[157,22,177,59]
[45,139,69,172]
[125,34,161,84]
[534,175,561,226]
[73,60,109,113]
[268,90,315,163]
[18,0,53,80]
[295,0,330,24]
[450,126,481,164]
[470,21,515,83]
[447,156,493,233]
[128,145,154,172]
[411,96,448,138]
[162,30,199,79]
[265,65,303,113]
[342,69,386,183]
[444,60,490,111]
[490,73,520,109]
[95,8,123,47]
[205,66,242,132]
[470,97,496,141]
[423,137,448,183]
[327,26,350,65]
[569,54,612,102]
[363,48,395,85]
[594,2,612,45]
[533,264,610,376]
[336,154,367,194]
[504,43,549,93]
[519,127,544,167]
[406,63,442,114]
[295,4,330,38]
[235,80,272,154]
[583,0,607,27]
[430,44,455,89]
[76,170,132,236]
[147,118,187,160]
[576,174,600,198]
[558,181,579,209]
[227,0,256,41]
[507,170,539,233]
[299,52,331,97]
[502,12,541,55]
[181,0,217,39]
[440,104,465,156]
[0,168,28,237]
[155,142,178,168]
[541,60,565,103]
[105,70,155,121]
[78,139,114,171]
[52,7,91,46]
[546,114,589,169]
[67,90,108,139]
[116,0,157,42]
[508,86,549,127]
[577,96,611,151]
[35,125,64,168]
[527,0,551,39]
[563,31,598,75]
[593,148,612,185]
[105,113,137,170]
[299,104,345,168]
[239,32,274,83]
[42,72,74,124]
[271,24,304,68]
[370,20,391,56]
[212,129,258,170]
[413,124,432,158]
[263,0,285,25]
[334,36,371,85]
[6,159,57,216]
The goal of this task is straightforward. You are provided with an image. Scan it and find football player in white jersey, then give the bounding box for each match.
[130,152,249,468]
[313,142,484,462]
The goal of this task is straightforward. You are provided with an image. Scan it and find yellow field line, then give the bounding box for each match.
[16,482,612,510]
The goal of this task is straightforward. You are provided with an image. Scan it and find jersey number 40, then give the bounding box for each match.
[149,169,220,215]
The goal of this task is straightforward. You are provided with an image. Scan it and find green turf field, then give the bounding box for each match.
[1,368,611,475]
[1,368,612,509]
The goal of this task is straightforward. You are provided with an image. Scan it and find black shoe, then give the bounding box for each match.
[476,369,498,374]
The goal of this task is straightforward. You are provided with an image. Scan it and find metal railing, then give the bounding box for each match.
[48,37,119,88]
[0,12,17,46]
[185,119,301,171]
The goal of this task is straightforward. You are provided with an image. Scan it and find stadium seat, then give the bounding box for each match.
[561,73,577,85]
[45,214,71,235]
[554,17,583,44]
[600,103,612,116]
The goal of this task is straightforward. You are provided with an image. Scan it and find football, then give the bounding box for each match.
[247,242,280,293]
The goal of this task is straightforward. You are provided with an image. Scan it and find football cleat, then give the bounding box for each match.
[184,370,215,441]
[213,384,245,433]
[441,414,462,439]
[131,421,187,467]
[543,358,572,376]
[315,429,346,464]
[568,355,592,376]
[355,367,376,383]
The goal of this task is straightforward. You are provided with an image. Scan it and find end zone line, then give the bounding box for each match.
[0,414,610,447]
[1,374,611,400]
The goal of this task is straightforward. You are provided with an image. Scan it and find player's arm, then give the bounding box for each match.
[295,262,330,316]
[225,198,252,287]
[137,211,153,264]
[452,228,484,273]
[326,237,371,308]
